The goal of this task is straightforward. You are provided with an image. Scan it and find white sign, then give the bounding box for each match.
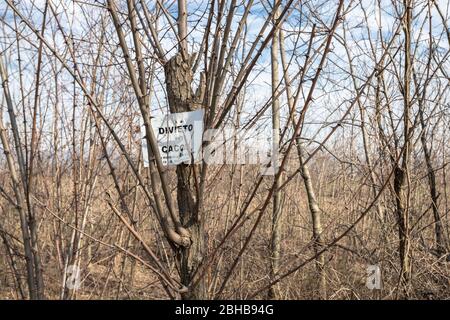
[141,109,204,166]
[366,264,382,289]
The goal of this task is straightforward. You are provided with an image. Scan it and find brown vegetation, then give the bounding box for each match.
[0,0,449,300]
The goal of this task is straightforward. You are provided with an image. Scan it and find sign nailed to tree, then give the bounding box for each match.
[142,109,204,166]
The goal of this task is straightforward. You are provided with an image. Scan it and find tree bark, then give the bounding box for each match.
[268,0,282,299]
[164,53,206,299]
[395,0,413,296]
[0,56,43,299]
[417,85,448,257]
[298,144,326,299]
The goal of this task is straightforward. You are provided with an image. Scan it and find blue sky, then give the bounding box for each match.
[0,0,449,160]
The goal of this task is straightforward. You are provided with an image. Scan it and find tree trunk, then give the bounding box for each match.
[164,53,206,299]
[395,0,413,296]
[298,144,326,299]
[418,89,448,257]
[279,28,326,299]
[0,58,38,299]
[268,0,282,299]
